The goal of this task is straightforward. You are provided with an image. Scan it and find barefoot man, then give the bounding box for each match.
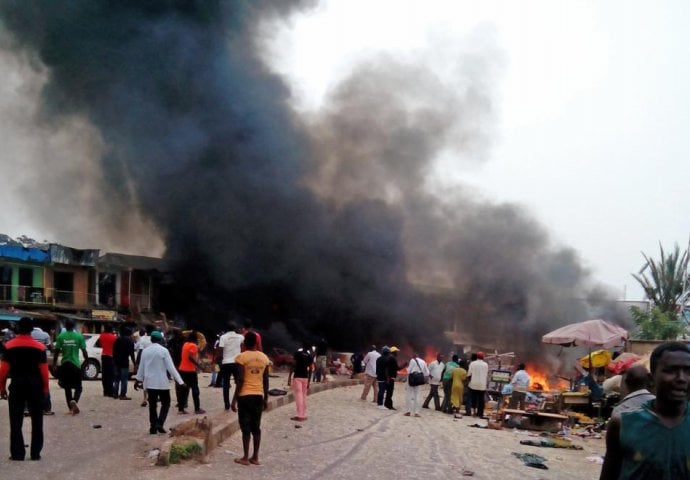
[231,331,270,466]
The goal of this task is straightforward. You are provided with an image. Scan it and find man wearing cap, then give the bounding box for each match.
[135,330,185,434]
[384,346,402,410]
[467,351,489,418]
[361,345,380,402]
[0,317,50,460]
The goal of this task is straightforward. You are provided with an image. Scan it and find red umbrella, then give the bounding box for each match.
[541,319,628,349]
[607,352,641,374]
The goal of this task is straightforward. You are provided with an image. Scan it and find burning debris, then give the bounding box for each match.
[0,2,622,360]
[526,365,570,392]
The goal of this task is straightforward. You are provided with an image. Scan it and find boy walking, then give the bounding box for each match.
[53,320,88,414]
[231,331,270,466]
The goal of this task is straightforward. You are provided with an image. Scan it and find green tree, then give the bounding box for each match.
[632,243,688,313]
[630,242,688,340]
[630,306,684,340]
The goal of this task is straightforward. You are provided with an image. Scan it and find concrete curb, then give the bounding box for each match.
[157,378,363,466]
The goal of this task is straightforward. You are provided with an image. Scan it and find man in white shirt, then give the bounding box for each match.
[509,363,531,409]
[135,330,184,434]
[467,351,489,418]
[404,353,430,417]
[360,345,381,402]
[218,322,244,410]
[31,326,51,348]
[135,326,154,407]
[422,353,445,411]
[610,365,655,420]
[31,326,54,415]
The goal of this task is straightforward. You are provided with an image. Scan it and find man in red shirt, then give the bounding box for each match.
[99,323,117,398]
[0,317,50,461]
[240,319,262,352]
[177,332,205,414]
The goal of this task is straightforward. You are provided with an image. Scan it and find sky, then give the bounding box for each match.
[1,0,688,302]
[262,0,690,301]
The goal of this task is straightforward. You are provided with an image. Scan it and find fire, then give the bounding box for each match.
[526,364,569,391]
[424,345,437,365]
[398,346,438,374]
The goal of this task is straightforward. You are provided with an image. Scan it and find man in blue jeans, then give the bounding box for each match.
[113,327,135,400]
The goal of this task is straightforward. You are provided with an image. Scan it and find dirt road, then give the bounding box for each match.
[0,374,605,480]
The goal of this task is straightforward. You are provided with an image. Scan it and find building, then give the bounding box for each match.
[0,236,166,321]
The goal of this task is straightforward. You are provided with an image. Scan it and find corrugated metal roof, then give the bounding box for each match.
[0,245,49,262]
[98,253,166,272]
[49,245,99,266]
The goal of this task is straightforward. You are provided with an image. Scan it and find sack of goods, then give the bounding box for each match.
[408,371,425,386]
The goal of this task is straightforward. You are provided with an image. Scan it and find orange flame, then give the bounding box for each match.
[398,346,439,374]
[526,364,569,391]
[424,346,437,365]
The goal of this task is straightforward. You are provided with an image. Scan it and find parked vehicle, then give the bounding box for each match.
[49,333,135,380]
[268,347,295,369]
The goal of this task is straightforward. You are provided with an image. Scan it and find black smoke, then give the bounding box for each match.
[0,1,622,360]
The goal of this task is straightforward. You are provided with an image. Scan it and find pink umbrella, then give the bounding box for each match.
[541,319,628,349]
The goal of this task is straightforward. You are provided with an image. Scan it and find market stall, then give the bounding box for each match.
[542,319,628,419]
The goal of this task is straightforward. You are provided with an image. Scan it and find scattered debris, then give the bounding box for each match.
[92,424,102,429]
[147,449,160,458]
[487,420,503,430]
[586,455,604,465]
[520,439,583,450]
[462,469,475,476]
[268,388,288,396]
[512,452,548,469]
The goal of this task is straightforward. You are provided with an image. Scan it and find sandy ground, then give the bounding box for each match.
[0,373,606,479]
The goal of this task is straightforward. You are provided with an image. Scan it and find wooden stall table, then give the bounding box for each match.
[560,392,590,410]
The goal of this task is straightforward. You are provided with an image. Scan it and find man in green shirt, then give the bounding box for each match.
[440,354,459,413]
[53,320,88,415]
[600,342,690,480]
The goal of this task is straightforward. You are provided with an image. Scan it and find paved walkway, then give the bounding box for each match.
[0,374,606,479]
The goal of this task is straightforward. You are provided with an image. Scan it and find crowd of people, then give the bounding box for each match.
[0,316,271,465]
[4,318,690,478]
[357,346,501,418]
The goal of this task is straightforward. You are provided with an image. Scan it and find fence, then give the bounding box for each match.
[0,284,150,310]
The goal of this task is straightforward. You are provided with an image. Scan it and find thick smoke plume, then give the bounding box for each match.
[0,1,623,361]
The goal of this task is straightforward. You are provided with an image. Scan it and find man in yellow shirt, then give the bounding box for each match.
[231,331,270,466]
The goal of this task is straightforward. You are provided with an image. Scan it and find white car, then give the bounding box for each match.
[50,333,136,381]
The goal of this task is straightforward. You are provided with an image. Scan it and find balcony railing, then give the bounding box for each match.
[0,284,151,311]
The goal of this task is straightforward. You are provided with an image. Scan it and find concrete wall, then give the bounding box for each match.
[626,339,668,356]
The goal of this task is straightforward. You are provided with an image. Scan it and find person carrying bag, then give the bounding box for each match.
[404,354,429,417]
